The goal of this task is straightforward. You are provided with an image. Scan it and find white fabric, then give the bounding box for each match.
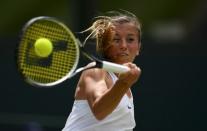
[62,72,136,131]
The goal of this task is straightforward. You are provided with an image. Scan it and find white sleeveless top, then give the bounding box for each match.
[62,72,136,131]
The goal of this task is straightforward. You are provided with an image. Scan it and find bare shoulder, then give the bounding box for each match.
[82,68,106,81]
[75,68,108,99]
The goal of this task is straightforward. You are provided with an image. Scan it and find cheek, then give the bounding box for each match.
[129,44,139,55]
[103,46,113,57]
[106,47,116,57]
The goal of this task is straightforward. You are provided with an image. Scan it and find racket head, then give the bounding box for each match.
[17,16,80,87]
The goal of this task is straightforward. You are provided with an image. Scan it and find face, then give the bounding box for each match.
[104,22,141,64]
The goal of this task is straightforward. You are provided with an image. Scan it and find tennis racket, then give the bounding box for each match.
[16,16,129,87]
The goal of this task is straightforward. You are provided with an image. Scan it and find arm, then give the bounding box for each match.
[82,63,141,120]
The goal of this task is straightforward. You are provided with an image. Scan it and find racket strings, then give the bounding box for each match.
[18,19,78,84]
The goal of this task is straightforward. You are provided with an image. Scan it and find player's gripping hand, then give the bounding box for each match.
[117,63,141,88]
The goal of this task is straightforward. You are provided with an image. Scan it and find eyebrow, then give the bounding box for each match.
[114,33,137,36]
[127,34,136,36]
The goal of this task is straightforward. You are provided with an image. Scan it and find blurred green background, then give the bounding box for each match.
[0,0,206,131]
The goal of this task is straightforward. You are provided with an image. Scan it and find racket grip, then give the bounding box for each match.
[102,61,130,73]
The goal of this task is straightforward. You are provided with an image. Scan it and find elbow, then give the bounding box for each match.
[92,108,108,121]
[94,114,106,121]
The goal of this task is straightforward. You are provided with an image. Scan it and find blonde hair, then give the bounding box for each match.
[82,10,142,57]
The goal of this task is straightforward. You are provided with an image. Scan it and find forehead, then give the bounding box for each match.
[112,22,138,36]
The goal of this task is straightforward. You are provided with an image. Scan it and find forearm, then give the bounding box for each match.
[91,80,131,120]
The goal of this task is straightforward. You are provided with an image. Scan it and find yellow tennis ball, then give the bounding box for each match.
[34,38,53,57]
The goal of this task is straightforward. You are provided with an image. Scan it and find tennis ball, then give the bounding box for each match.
[34,38,53,57]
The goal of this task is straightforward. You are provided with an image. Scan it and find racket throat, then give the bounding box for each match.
[80,48,128,73]
[80,49,103,68]
[72,61,101,77]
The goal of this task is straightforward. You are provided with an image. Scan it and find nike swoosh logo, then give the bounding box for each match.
[127,105,132,109]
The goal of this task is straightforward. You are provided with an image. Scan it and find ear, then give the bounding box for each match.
[136,42,141,56]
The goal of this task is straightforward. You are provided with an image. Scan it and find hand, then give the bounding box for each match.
[117,63,141,88]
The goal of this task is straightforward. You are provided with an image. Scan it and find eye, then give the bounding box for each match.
[113,38,120,43]
[127,37,135,43]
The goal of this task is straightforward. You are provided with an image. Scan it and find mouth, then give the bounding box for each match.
[118,53,129,56]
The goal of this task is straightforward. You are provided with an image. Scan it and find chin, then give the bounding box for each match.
[117,59,131,64]
[109,56,132,64]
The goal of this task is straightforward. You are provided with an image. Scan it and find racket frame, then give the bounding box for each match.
[18,16,80,87]
[17,16,129,87]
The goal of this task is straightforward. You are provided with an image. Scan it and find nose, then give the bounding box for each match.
[119,40,127,49]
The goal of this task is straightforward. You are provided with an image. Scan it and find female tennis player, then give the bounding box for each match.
[62,10,142,131]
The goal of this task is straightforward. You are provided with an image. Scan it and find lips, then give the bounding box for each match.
[118,53,128,56]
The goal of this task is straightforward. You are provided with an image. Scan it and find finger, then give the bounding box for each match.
[128,63,137,69]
